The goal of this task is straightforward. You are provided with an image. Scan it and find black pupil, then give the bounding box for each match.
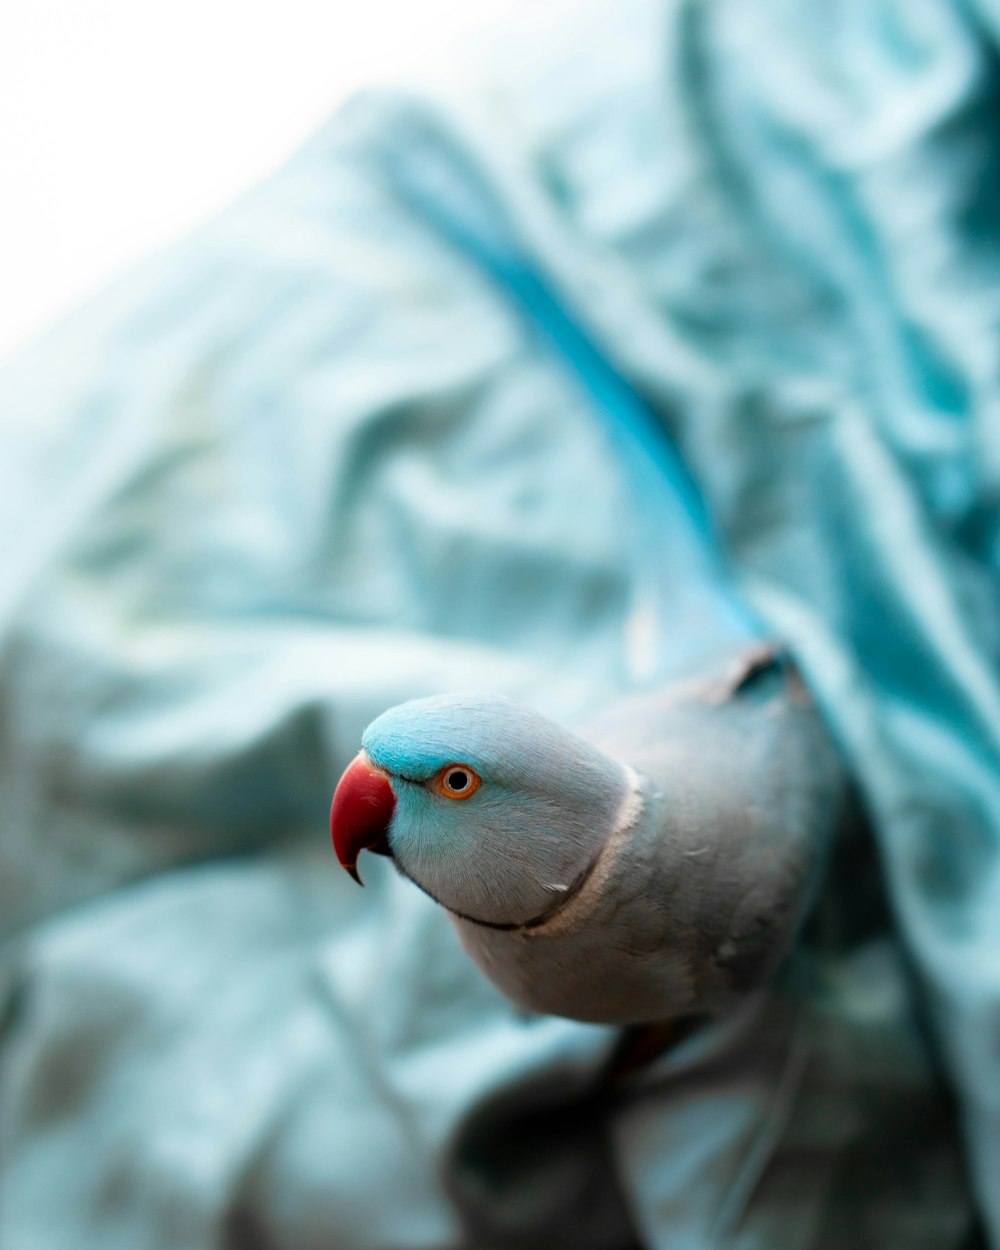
[446,770,469,791]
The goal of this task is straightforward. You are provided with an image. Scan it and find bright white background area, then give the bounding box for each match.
[0,0,527,363]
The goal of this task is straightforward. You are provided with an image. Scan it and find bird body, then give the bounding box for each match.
[331,643,848,1025]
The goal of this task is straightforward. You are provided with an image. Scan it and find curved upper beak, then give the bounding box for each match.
[329,750,396,885]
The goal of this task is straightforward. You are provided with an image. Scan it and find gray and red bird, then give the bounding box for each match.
[331,644,846,1024]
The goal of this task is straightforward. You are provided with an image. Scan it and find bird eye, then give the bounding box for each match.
[432,764,481,800]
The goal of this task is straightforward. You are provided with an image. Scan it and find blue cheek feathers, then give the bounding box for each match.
[386,780,483,865]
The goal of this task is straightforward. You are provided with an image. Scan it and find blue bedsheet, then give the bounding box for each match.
[2,1,998,1246]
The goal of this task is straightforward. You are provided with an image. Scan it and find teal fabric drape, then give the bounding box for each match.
[1,2,997,1246]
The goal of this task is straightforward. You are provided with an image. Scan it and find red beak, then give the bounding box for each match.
[329,751,396,884]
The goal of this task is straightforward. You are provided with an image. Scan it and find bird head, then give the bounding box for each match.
[330,693,632,926]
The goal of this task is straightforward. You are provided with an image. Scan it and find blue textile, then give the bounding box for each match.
[1,1,998,1246]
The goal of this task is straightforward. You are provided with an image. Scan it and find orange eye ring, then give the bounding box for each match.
[431,763,481,800]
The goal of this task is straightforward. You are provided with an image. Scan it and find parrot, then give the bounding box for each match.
[329,642,849,1025]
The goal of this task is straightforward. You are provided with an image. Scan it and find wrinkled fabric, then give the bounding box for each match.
[1,0,998,1247]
